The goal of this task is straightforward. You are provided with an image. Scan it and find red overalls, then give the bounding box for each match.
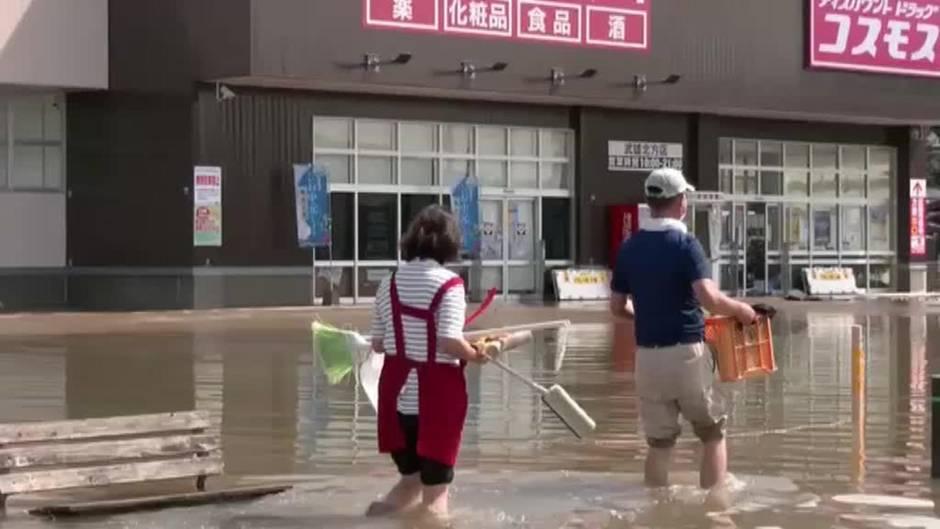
[377,273,468,467]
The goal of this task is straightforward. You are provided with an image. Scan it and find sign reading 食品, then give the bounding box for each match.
[809,0,940,78]
[608,141,683,172]
[364,0,649,51]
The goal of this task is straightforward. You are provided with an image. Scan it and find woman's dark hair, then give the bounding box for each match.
[400,205,462,265]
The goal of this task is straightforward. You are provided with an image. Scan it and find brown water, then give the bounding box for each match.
[0,302,938,528]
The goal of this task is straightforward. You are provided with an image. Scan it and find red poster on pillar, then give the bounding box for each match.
[364,0,650,51]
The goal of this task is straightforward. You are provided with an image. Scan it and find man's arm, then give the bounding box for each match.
[609,292,635,321]
[693,278,756,325]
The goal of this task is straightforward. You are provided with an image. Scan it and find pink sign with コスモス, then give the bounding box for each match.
[810,0,940,78]
[364,0,649,51]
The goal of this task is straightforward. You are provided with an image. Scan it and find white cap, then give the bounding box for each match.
[644,168,695,199]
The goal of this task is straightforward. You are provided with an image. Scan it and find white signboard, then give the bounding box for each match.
[803,267,861,296]
[608,141,684,172]
[552,269,611,301]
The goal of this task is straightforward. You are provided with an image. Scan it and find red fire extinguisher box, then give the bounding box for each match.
[608,205,640,269]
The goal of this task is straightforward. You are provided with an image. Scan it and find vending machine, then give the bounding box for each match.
[607,204,651,269]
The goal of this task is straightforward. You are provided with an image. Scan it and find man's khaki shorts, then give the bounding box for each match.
[635,342,726,447]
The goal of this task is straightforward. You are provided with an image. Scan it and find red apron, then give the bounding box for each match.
[377,273,468,467]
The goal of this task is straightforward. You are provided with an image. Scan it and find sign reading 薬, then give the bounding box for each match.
[809,0,940,78]
[364,0,649,51]
[608,141,683,172]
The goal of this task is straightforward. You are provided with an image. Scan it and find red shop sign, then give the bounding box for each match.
[912,179,927,256]
[809,0,940,78]
[364,0,649,50]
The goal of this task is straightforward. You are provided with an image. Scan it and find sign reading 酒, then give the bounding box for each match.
[810,0,940,78]
[608,141,683,171]
[364,0,649,50]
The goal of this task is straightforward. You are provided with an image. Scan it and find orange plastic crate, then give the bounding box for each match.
[704,316,776,382]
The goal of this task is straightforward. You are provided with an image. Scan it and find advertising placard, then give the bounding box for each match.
[810,0,940,78]
[193,166,222,247]
[608,141,683,171]
[911,178,927,257]
[450,174,481,257]
[294,163,332,248]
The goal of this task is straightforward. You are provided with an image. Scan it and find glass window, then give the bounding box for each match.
[442,159,473,188]
[734,170,758,194]
[314,118,353,149]
[719,169,732,194]
[12,145,43,189]
[401,123,437,153]
[812,171,837,197]
[760,142,783,167]
[359,156,395,185]
[842,146,866,171]
[358,194,398,260]
[511,162,538,189]
[358,268,394,297]
[12,98,43,141]
[784,171,808,196]
[543,198,570,260]
[812,144,838,170]
[869,147,893,173]
[841,171,865,198]
[719,138,732,165]
[511,129,537,157]
[478,161,507,187]
[842,206,866,252]
[720,204,733,251]
[870,204,891,252]
[443,124,473,154]
[478,127,507,156]
[43,97,62,142]
[358,121,395,151]
[735,140,758,166]
[541,130,569,158]
[316,193,354,260]
[870,263,892,289]
[315,267,354,299]
[785,144,810,169]
[760,171,783,195]
[402,194,439,233]
[402,158,436,186]
[509,267,536,293]
[541,162,569,189]
[44,145,61,189]
[480,200,503,260]
[812,206,837,252]
[317,155,352,184]
[767,205,782,252]
[786,205,809,251]
[869,168,891,200]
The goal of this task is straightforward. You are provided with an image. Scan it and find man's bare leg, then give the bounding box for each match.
[700,438,727,489]
[644,446,673,487]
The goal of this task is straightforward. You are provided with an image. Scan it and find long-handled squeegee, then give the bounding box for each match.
[480,331,596,439]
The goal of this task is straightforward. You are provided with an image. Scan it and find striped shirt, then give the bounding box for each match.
[370,260,467,415]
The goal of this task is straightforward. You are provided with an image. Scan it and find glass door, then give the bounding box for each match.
[507,198,537,295]
[479,199,504,294]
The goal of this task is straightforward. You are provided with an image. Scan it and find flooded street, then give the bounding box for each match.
[0,301,938,528]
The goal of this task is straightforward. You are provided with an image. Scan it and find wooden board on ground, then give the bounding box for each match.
[28,484,293,518]
[0,411,210,445]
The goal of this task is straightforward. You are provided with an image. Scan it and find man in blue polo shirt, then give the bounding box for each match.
[610,168,757,491]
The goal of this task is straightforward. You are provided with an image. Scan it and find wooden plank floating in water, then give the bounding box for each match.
[28,484,293,517]
[0,435,219,470]
[0,457,222,495]
[0,411,211,445]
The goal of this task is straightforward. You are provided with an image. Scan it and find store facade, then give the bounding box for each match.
[51,0,940,309]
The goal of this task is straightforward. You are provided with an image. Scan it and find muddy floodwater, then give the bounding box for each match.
[0,301,939,528]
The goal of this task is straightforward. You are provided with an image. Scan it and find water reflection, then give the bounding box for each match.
[0,305,935,527]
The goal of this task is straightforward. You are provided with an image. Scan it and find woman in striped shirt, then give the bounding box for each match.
[368,205,490,519]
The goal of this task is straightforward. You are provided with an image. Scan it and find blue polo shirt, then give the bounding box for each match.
[611,219,711,348]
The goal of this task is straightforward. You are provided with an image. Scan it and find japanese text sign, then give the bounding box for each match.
[365,0,649,50]
[911,178,927,257]
[194,166,222,247]
[608,141,683,171]
[810,0,940,78]
[294,163,332,249]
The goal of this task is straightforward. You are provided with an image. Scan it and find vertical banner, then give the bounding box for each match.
[193,166,222,247]
[911,178,927,257]
[450,174,481,257]
[294,163,332,248]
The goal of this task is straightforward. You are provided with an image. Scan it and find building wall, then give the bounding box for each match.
[0,0,107,89]
[243,0,940,123]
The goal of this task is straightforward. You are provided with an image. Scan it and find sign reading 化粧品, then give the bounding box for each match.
[809,0,940,78]
[608,141,683,172]
[364,0,650,51]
